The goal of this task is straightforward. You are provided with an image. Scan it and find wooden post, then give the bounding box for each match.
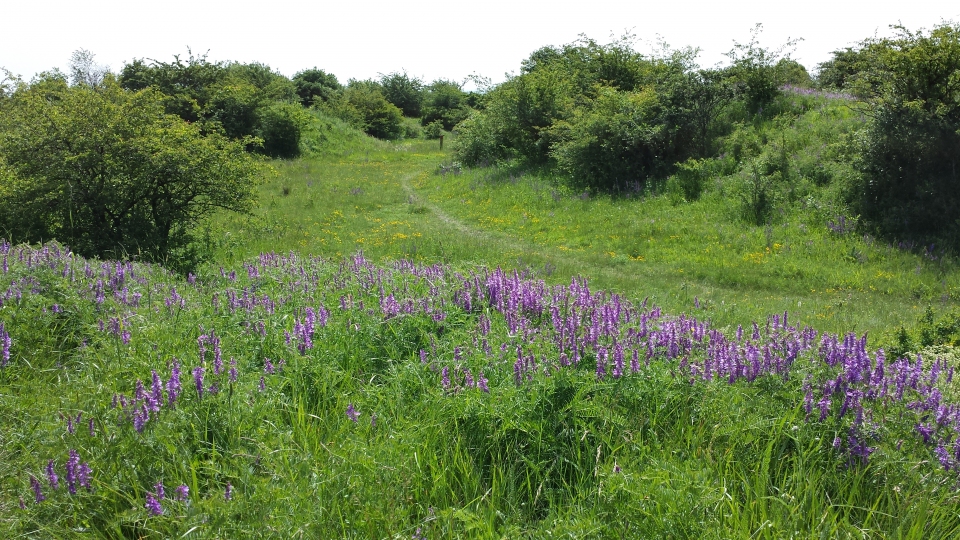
[439,135,444,150]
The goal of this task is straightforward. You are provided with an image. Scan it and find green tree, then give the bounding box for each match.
[292,68,342,107]
[550,86,666,190]
[322,80,404,140]
[379,71,424,117]
[724,24,801,113]
[421,79,471,130]
[0,78,261,268]
[852,23,960,248]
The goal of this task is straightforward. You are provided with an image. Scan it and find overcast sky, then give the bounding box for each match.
[3,1,958,87]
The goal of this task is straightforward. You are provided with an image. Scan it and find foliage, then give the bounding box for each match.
[723,24,803,114]
[422,120,443,139]
[321,80,405,140]
[421,79,471,131]
[119,50,226,123]
[379,71,424,117]
[550,86,666,189]
[0,79,261,267]
[120,53,305,156]
[292,68,341,107]
[256,102,311,159]
[851,23,960,250]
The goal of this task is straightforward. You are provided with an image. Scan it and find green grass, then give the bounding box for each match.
[4,102,960,538]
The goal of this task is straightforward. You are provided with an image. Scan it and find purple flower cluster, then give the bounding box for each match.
[112,361,187,433]
[30,449,92,503]
[291,306,328,355]
[0,321,10,367]
[143,481,190,516]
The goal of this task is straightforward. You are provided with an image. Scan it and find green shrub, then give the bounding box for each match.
[292,68,341,107]
[550,86,666,190]
[0,79,261,267]
[421,79,471,131]
[422,120,443,139]
[320,81,404,140]
[379,71,424,117]
[851,24,960,250]
[257,102,310,158]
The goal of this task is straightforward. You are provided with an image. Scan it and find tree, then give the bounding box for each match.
[421,79,471,130]
[292,68,342,107]
[0,78,261,268]
[379,71,424,117]
[852,24,960,248]
[724,24,802,113]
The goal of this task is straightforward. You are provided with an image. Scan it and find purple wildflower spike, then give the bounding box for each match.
[30,475,45,503]
[478,371,489,393]
[65,449,80,494]
[346,403,359,423]
[176,484,189,501]
[224,482,232,501]
[192,366,205,399]
[46,460,59,490]
[167,360,182,407]
[78,461,92,491]
[145,493,163,515]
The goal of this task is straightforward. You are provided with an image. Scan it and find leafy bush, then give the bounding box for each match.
[421,120,443,139]
[379,71,424,117]
[851,24,960,249]
[292,68,341,107]
[0,78,261,267]
[322,81,404,140]
[550,86,666,190]
[421,79,471,131]
[257,102,311,158]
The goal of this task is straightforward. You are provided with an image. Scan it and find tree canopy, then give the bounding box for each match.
[0,77,262,268]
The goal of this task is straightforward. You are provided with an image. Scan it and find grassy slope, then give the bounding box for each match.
[4,106,960,538]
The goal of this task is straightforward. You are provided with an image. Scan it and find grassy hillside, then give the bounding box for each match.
[4,102,960,538]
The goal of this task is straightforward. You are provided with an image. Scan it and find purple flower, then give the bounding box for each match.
[264,358,275,375]
[192,366,205,399]
[224,482,232,501]
[441,366,450,390]
[346,404,359,423]
[0,321,11,367]
[88,418,96,438]
[229,357,238,383]
[477,371,489,393]
[145,492,163,515]
[65,449,80,494]
[150,371,163,412]
[30,475,45,503]
[167,360,182,407]
[78,461,92,491]
[176,484,189,501]
[46,460,59,490]
[258,376,265,392]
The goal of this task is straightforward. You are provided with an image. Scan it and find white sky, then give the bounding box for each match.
[2,1,958,88]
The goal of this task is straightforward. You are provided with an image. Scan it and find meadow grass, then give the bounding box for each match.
[4,103,960,538]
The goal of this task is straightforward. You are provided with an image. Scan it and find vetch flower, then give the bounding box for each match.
[176,484,189,501]
[30,475,44,503]
[45,460,58,490]
[346,403,359,423]
[65,449,80,494]
[192,366,205,399]
[145,492,163,515]
[224,482,232,501]
[78,461,92,491]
